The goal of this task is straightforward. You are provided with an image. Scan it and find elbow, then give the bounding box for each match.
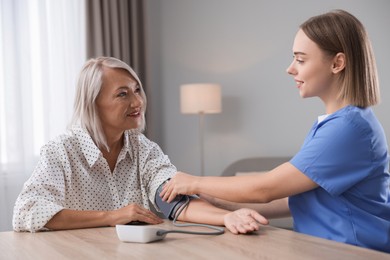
[255,196,273,204]
[250,190,274,204]
[13,211,48,233]
[12,214,26,232]
[12,221,39,233]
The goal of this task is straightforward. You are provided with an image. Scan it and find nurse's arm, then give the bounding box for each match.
[163,162,318,204]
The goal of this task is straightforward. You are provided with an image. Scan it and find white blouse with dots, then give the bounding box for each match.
[12,126,176,232]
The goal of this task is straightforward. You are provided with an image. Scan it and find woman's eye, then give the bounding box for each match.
[118,92,127,97]
[134,87,141,93]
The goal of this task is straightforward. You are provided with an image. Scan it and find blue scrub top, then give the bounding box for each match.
[289,105,390,253]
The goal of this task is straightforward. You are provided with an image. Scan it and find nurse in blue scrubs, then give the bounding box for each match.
[160,10,390,253]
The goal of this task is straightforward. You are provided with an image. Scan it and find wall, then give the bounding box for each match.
[145,0,390,176]
[0,174,25,232]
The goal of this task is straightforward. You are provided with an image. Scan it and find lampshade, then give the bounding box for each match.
[180,83,222,114]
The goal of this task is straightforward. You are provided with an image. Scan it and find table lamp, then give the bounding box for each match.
[180,83,222,176]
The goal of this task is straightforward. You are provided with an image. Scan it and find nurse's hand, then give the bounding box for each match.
[160,172,199,202]
[224,208,269,234]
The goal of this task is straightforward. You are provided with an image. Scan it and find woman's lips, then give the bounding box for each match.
[127,110,141,117]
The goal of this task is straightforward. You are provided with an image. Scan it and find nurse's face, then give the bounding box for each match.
[286,29,335,100]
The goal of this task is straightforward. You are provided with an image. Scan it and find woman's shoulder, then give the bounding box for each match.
[41,126,88,153]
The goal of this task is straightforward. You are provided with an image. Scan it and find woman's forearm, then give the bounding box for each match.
[176,199,228,226]
[200,195,291,219]
[176,198,270,235]
[45,204,163,230]
[45,209,111,230]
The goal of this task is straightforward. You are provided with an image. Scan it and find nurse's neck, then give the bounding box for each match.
[323,98,350,115]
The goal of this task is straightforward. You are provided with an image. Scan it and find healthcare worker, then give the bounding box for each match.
[161,10,390,253]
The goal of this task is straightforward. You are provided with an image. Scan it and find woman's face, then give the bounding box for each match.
[96,67,145,136]
[286,29,335,101]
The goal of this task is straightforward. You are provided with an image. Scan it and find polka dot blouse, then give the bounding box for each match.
[12,126,177,232]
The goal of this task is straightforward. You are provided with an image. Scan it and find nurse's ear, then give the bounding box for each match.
[331,52,346,74]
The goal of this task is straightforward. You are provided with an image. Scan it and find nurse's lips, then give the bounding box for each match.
[295,79,303,88]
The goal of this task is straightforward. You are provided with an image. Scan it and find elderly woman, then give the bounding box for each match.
[13,57,266,233]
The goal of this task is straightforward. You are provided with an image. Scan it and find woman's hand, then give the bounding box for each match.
[224,208,269,234]
[160,172,199,202]
[108,203,163,226]
[45,204,163,230]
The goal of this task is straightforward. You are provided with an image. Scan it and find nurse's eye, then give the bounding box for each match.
[292,54,305,65]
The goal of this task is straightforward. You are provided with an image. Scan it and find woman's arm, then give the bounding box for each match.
[46,198,269,234]
[199,194,291,219]
[162,162,318,203]
[45,203,163,230]
[176,198,269,234]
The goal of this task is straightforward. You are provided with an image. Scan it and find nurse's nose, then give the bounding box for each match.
[286,61,296,75]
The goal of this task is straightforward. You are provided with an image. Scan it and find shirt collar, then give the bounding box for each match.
[122,129,143,162]
[121,130,138,162]
[71,126,101,167]
[71,126,141,167]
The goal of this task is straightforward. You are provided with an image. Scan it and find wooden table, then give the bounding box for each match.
[0,221,389,259]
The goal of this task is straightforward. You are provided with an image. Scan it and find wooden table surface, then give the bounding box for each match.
[1,221,389,259]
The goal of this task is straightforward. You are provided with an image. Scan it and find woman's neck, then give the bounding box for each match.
[101,131,124,173]
[106,134,123,152]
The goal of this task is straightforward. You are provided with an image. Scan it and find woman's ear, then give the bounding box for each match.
[331,52,346,74]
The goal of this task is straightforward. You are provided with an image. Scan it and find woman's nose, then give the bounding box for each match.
[130,93,143,108]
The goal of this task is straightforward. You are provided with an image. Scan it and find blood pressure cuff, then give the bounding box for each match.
[155,179,197,220]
